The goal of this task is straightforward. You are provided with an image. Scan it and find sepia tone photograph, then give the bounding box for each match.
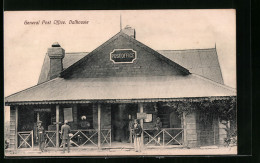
[4,10,237,157]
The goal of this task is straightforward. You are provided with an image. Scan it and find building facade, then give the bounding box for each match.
[5,26,236,151]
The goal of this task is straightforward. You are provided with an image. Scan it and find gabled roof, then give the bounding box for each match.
[6,74,236,105]
[59,31,190,78]
[38,48,223,85]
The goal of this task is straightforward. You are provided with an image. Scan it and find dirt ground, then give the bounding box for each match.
[5,146,237,157]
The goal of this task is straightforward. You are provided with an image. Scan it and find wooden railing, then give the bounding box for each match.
[131,128,184,146]
[45,131,57,147]
[17,131,33,149]
[100,129,111,146]
[69,129,111,147]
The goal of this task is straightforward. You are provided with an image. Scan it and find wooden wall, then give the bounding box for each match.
[9,106,17,149]
[184,112,198,147]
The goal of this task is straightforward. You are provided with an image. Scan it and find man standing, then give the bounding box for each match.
[61,120,71,153]
[128,118,134,143]
[154,117,162,145]
[133,119,142,152]
[36,121,45,152]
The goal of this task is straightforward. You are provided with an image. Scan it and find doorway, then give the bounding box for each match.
[33,111,52,146]
[111,103,138,144]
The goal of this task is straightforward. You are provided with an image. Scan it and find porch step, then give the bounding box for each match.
[109,149,130,152]
[200,146,219,149]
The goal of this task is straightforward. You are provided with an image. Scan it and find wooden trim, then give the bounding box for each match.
[15,106,18,150]
[139,103,144,147]
[5,96,236,106]
[97,103,101,149]
[56,105,59,148]
[183,112,187,147]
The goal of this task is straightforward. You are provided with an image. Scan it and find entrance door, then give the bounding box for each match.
[111,104,138,143]
[33,111,51,145]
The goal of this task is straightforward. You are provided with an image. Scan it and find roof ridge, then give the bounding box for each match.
[192,74,236,93]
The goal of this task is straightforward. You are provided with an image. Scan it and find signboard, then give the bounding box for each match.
[137,113,147,119]
[110,49,137,63]
[144,114,153,122]
[63,108,73,122]
[34,108,51,112]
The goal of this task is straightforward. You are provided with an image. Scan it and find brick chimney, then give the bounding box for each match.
[47,42,65,79]
[122,25,136,39]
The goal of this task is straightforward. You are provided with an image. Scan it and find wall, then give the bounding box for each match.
[9,106,16,149]
[218,120,228,145]
[184,112,198,147]
[185,111,222,147]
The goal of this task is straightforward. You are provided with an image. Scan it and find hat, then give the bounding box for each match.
[64,120,68,124]
[156,117,160,120]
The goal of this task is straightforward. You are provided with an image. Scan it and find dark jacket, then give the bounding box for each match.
[133,124,142,137]
[37,126,45,142]
[61,124,71,139]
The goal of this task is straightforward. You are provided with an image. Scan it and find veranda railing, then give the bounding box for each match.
[130,128,184,147]
[17,130,33,149]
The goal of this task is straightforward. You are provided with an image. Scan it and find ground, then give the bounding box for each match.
[5,146,237,157]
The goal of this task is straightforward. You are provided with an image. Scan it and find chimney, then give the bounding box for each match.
[122,25,136,39]
[47,42,65,79]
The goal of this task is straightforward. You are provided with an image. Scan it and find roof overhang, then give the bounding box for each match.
[5,96,236,106]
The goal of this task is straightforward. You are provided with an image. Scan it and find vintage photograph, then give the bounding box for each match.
[4,10,237,156]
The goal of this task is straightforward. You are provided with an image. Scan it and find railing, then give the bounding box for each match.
[69,129,111,147]
[17,131,33,149]
[69,129,98,147]
[45,131,57,147]
[100,129,111,146]
[131,128,184,146]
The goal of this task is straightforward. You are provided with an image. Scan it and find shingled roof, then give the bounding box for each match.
[38,52,88,84]
[6,74,235,105]
[158,48,224,84]
[38,48,223,85]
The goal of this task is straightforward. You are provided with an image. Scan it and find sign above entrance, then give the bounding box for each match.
[34,108,51,112]
[137,113,147,119]
[110,49,137,63]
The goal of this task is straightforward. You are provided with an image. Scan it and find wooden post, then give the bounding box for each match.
[183,112,187,147]
[32,130,34,149]
[15,106,18,150]
[37,112,40,122]
[163,130,165,146]
[98,103,101,149]
[56,105,60,148]
[139,103,144,147]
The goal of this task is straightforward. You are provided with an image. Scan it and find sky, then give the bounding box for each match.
[4,10,236,120]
